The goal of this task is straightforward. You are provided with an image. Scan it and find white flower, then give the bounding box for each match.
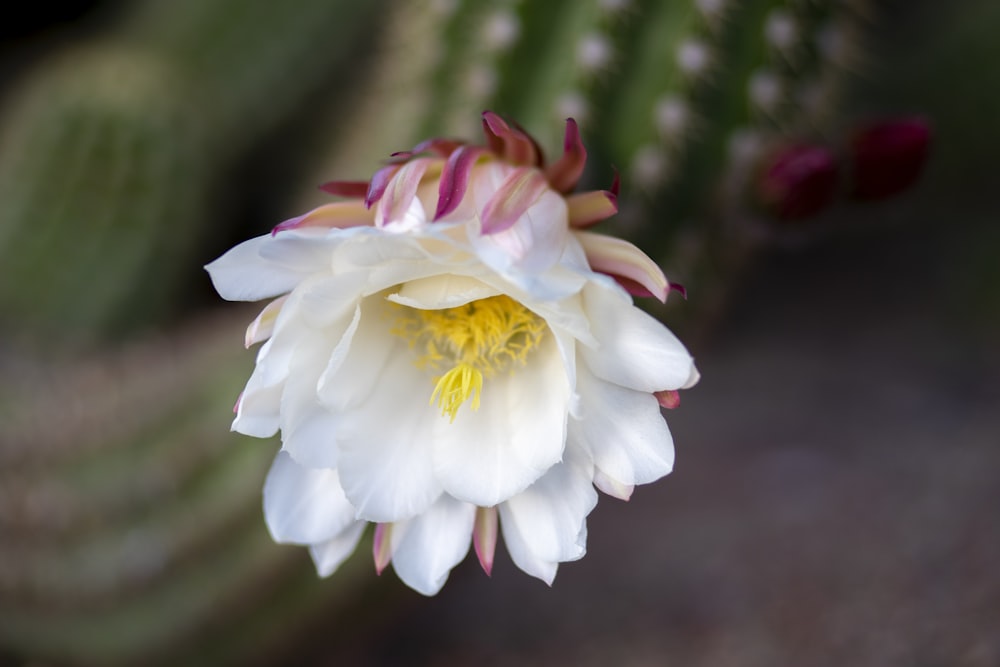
[206,112,699,595]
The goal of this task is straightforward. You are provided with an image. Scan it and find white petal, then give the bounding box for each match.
[205,230,339,302]
[551,326,581,419]
[387,274,499,310]
[232,284,315,435]
[433,335,570,507]
[232,376,282,437]
[331,226,433,269]
[245,295,288,347]
[580,282,695,392]
[309,521,367,577]
[570,365,674,487]
[592,469,634,501]
[335,349,444,522]
[390,496,475,596]
[297,272,370,329]
[316,300,395,412]
[263,451,357,545]
[279,325,343,468]
[499,455,597,584]
[683,363,701,389]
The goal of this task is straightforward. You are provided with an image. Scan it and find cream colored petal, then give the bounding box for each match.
[499,452,597,584]
[575,231,669,302]
[580,282,695,392]
[263,451,357,545]
[569,364,674,488]
[389,496,475,596]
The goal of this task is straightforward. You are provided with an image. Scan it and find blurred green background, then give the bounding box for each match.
[0,0,997,665]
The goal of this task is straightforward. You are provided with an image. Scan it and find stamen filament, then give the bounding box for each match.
[430,363,483,422]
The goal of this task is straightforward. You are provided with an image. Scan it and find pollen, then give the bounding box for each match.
[391,294,547,422]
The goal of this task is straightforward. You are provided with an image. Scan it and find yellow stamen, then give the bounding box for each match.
[430,363,483,422]
[391,294,546,421]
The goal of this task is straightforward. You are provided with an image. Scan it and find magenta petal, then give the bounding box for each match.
[473,506,498,576]
[434,145,487,220]
[482,111,540,166]
[546,118,588,193]
[609,274,659,299]
[378,158,431,226]
[319,180,369,198]
[670,282,688,300]
[481,111,511,155]
[365,164,402,209]
[373,523,392,575]
[412,137,465,157]
[513,118,546,167]
[655,389,681,409]
[480,167,549,235]
[272,201,373,235]
[271,212,309,235]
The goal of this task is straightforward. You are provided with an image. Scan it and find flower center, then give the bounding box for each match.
[391,294,547,422]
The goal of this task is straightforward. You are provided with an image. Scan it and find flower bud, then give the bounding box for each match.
[850,117,930,200]
[757,144,839,220]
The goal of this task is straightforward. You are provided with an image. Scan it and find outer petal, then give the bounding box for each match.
[263,452,357,544]
[592,470,635,501]
[566,190,618,228]
[205,231,339,302]
[435,146,488,220]
[309,521,367,577]
[232,378,282,437]
[245,295,288,348]
[580,282,695,392]
[279,284,372,467]
[389,496,476,596]
[232,290,305,438]
[570,365,674,487]
[433,335,570,507]
[545,118,587,193]
[279,323,350,469]
[499,453,597,584]
[272,201,374,234]
[576,231,669,302]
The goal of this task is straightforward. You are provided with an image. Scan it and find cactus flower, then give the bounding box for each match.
[205,112,699,595]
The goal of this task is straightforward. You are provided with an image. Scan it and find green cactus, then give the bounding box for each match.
[0,0,386,348]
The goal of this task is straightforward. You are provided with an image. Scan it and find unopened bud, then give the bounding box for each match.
[850,117,931,200]
[757,144,838,220]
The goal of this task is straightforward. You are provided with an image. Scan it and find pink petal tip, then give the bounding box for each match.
[655,389,681,409]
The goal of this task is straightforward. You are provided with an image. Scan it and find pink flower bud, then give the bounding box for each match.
[850,117,931,200]
[757,144,839,220]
